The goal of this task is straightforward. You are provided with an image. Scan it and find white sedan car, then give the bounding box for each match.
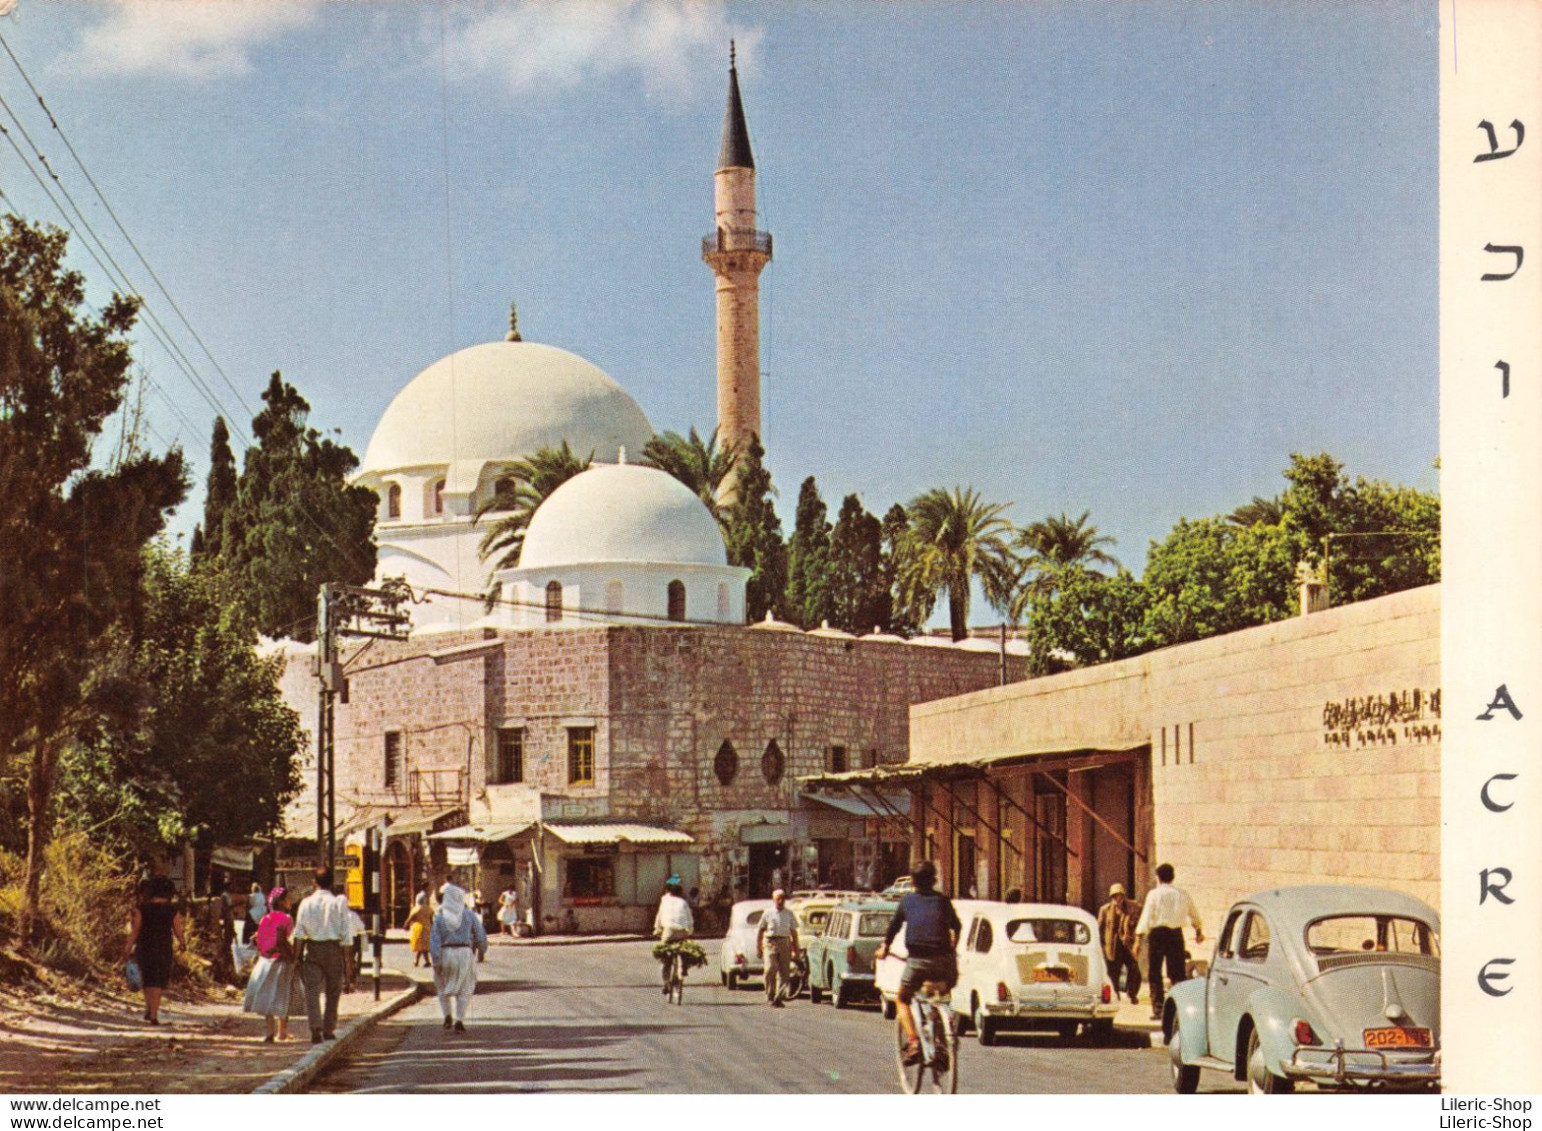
[718,898,773,990]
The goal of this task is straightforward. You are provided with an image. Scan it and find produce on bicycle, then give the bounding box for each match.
[875,861,961,1065]
[654,878,694,995]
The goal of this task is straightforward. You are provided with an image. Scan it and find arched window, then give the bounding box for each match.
[491,476,515,511]
[716,583,730,620]
[387,483,402,519]
[714,740,739,787]
[545,580,563,623]
[667,579,686,622]
[761,739,784,786]
[432,479,446,516]
[606,581,624,614]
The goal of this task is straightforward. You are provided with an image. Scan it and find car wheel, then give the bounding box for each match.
[972,996,998,1046]
[1168,1024,1201,1094]
[834,972,851,1009]
[1246,1026,1294,1094]
[881,994,896,1021]
[720,970,728,987]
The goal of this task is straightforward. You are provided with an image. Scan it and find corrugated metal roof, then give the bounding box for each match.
[544,823,693,846]
[801,791,911,818]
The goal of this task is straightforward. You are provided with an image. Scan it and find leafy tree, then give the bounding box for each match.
[1012,509,1120,623]
[210,373,377,642]
[1022,565,1150,674]
[721,435,788,622]
[0,216,188,943]
[639,426,739,522]
[1227,494,1283,528]
[827,494,891,634]
[880,503,921,636]
[190,415,237,560]
[1140,516,1299,647]
[895,487,1019,641]
[474,441,592,573]
[785,476,835,628]
[57,545,303,858]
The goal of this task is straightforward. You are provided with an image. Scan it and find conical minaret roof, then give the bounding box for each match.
[717,43,755,171]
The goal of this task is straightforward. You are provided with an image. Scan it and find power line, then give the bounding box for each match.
[0,31,256,420]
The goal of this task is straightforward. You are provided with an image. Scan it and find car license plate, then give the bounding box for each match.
[1363,1027,1432,1049]
[1032,966,1073,983]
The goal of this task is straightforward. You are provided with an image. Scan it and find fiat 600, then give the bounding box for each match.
[1165,885,1440,1093]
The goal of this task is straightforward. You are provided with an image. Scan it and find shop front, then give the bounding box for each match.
[525,822,696,935]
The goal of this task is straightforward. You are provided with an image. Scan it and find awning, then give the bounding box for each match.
[211,845,255,872]
[446,846,479,867]
[543,823,693,846]
[801,791,911,818]
[428,822,534,843]
[798,743,1148,788]
[387,808,463,837]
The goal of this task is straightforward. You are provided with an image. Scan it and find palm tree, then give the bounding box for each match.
[639,426,740,522]
[895,486,1019,641]
[1011,510,1119,622]
[474,441,592,571]
[1227,495,1284,528]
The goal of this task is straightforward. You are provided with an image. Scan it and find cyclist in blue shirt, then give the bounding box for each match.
[875,861,961,1065]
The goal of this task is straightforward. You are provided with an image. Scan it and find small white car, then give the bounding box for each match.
[718,898,773,990]
[877,899,1118,1043]
[955,901,1118,1043]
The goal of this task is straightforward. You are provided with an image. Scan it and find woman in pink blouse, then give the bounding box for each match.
[242,888,302,1041]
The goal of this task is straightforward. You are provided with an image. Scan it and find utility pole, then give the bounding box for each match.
[316,581,412,874]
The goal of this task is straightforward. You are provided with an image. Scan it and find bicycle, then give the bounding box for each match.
[895,985,959,1094]
[665,948,686,1006]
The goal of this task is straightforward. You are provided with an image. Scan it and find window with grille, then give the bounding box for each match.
[384,731,402,788]
[493,727,524,785]
[568,726,595,785]
[545,580,563,623]
[762,739,784,785]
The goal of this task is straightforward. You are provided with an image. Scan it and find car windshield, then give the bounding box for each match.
[858,912,892,937]
[1006,918,1090,945]
[1306,915,1440,960]
[799,909,830,931]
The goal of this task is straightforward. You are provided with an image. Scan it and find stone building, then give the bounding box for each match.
[803,584,1440,934]
[273,55,1020,931]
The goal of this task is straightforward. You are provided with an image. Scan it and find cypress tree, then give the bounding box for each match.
[722,435,788,623]
[191,415,237,562]
[785,476,834,629]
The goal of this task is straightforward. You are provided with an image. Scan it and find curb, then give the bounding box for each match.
[252,979,425,1095]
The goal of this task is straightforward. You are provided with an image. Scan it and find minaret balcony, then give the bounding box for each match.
[702,228,773,259]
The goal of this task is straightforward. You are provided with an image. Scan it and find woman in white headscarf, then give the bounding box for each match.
[430,883,487,1032]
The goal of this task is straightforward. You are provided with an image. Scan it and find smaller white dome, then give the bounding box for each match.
[520,464,728,570]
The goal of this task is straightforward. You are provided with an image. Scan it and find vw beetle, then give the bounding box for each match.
[1165,885,1440,1093]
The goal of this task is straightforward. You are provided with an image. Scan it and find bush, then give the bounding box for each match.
[0,832,136,980]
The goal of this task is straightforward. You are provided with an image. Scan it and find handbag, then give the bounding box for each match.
[124,959,143,991]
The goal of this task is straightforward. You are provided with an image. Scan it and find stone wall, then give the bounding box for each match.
[909,586,1441,932]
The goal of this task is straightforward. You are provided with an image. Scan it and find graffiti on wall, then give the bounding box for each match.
[1322,688,1441,748]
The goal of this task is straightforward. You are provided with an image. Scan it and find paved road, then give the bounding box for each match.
[310,939,1186,1094]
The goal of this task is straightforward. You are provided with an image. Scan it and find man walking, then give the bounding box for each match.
[756,889,800,1007]
[293,869,356,1044]
[1097,882,1142,1006]
[1135,863,1203,1020]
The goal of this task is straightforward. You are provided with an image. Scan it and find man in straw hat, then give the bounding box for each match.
[1098,881,1142,1006]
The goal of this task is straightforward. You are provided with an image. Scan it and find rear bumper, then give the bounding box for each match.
[985,998,1118,1024]
[1286,1046,1440,1090]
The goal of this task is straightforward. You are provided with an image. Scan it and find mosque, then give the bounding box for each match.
[273,55,1012,932]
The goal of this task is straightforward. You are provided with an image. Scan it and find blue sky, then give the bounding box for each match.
[1,0,1438,586]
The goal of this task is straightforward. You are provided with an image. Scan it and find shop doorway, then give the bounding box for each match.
[748,843,786,897]
[384,840,413,928]
[953,830,977,898]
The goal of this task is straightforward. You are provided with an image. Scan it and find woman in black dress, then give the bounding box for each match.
[127,877,184,1024]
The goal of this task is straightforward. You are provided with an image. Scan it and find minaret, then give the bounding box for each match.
[703,42,771,500]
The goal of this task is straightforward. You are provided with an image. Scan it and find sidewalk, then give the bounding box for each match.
[0,967,413,1094]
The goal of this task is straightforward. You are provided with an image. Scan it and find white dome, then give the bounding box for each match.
[361,341,654,475]
[519,463,728,569]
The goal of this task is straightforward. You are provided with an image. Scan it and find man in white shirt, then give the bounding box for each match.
[1134,862,1204,1020]
[756,889,801,1008]
[653,881,694,995]
[292,870,355,1043]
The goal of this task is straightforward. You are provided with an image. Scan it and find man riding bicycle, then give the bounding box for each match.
[653,878,694,995]
[874,861,961,1065]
